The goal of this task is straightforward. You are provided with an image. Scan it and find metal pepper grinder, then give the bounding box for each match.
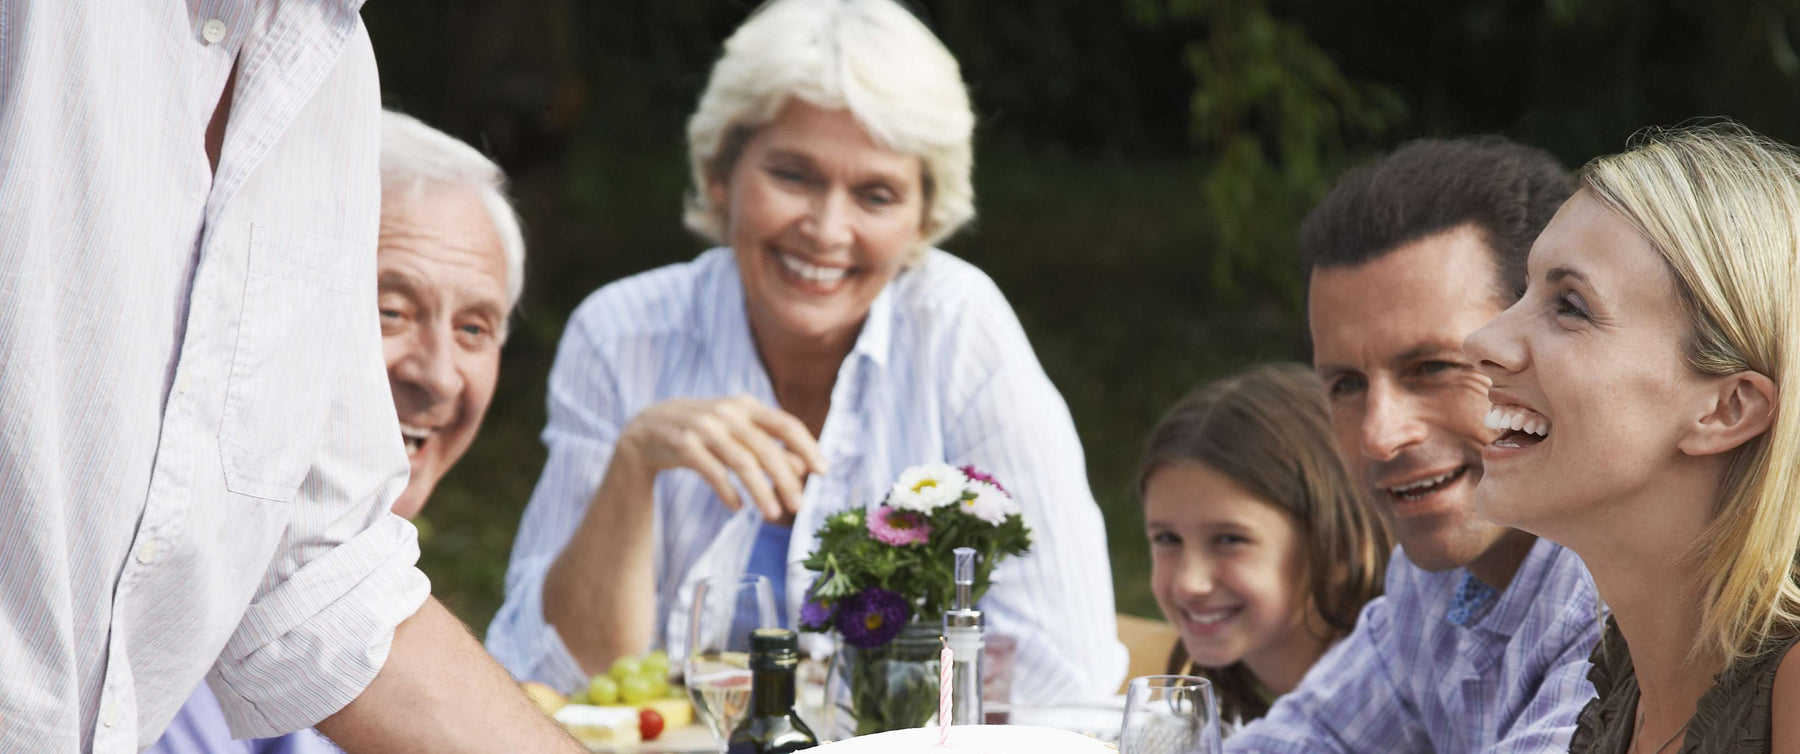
[943,547,984,725]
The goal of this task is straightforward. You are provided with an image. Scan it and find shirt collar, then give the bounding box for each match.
[1454,536,1564,636]
[851,280,895,371]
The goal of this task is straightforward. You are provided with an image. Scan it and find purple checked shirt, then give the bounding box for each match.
[1227,537,1601,753]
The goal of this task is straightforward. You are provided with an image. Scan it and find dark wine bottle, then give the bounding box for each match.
[727,628,819,753]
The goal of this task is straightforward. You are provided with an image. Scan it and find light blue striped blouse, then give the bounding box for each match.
[486,248,1128,704]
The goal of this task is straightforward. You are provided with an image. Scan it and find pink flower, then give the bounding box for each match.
[866,505,933,546]
[959,465,1007,495]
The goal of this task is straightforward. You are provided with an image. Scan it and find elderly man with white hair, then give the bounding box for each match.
[148,110,530,754]
[488,0,1128,713]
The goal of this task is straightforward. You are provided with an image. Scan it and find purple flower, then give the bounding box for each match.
[836,588,911,648]
[800,595,836,631]
[866,505,933,546]
[959,465,1007,495]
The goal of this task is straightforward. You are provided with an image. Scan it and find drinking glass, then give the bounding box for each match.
[1118,675,1223,754]
[686,574,779,754]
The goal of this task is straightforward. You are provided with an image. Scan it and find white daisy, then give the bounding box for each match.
[889,463,968,512]
[961,480,1018,525]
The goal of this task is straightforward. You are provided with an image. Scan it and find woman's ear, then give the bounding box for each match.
[1678,370,1777,457]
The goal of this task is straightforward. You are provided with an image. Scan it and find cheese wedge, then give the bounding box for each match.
[553,704,640,748]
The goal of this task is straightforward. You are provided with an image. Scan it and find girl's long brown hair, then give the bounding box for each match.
[1138,362,1393,722]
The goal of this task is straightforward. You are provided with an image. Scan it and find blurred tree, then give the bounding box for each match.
[1130,0,1406,306]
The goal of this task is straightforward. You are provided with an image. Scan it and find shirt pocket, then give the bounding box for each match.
[218,223,362,501]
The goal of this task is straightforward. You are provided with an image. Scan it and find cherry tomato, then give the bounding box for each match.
[638,708,665,741]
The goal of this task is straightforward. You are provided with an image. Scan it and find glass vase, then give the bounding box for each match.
[824,621,943,738]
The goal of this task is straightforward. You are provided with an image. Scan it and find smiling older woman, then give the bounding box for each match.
[486,0,1126,705]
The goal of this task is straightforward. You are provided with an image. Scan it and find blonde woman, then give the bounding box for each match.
[487,0,1127,704]
[1465,123,1800,752]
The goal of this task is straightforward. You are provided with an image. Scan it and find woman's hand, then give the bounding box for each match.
[617,395,829,522]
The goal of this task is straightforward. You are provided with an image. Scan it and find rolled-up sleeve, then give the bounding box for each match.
[941,276,1129,704]
[487,298,625,693]
[208,515,429,738]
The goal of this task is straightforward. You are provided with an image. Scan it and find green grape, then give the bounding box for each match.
[642,650,671,679]
[587,675,620,705]
[618,675,653,705]
[570,689,592,705]
[608,656,643,683]
[645,673,669,699]
[665,683,687,700]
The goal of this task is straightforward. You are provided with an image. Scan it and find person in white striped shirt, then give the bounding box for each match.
[486,0,1128,705]
[146,109,531,754]
[0,4,577,751]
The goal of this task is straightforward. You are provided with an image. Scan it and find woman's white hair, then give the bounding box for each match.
[684,0,976,261]
[380,110,527,320]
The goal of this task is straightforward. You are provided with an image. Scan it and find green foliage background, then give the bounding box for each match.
[363,0,1800,633]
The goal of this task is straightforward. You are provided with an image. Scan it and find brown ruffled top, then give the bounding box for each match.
[1569,618,1798,753]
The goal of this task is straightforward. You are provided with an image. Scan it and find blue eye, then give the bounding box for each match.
[1149,531,1181,547]
[1212,533,1250,547]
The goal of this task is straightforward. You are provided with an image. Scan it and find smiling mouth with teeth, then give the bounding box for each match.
[1182,606,1240,628]
[1485,404,1551,449]
[1385,465,1470,502]
[400,424,432,457]
[777,251,850,286]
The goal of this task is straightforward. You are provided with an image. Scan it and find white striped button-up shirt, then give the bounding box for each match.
[0,2,429,751]
[487,248,1128,704]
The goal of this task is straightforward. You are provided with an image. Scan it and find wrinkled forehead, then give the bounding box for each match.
[378,187,509,303]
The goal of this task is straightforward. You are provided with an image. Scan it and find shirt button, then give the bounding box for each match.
[201,19,226,44]
[101,700,121,728]
[135,541,158,565]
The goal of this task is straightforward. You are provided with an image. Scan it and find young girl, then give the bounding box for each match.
[1464,124,1800,752]
[1138,362,1393,726]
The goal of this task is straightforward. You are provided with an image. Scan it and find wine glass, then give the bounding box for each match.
[686,574,779,753]
[1118,675,1223,754]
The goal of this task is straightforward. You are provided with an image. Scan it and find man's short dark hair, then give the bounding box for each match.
[1299,136,1574,301]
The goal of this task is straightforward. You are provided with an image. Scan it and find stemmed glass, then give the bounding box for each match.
[686,574,779,753]
[1118,675,1223,754]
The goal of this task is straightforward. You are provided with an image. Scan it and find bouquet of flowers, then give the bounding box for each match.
[798,463,1033,734]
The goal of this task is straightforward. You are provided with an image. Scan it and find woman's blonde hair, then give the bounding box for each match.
[1580,121,1800,662]
[683,0,976,263]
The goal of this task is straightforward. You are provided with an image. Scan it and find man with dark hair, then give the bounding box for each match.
[1228,138,1602,752]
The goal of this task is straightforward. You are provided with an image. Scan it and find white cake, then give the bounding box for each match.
[814,725,1115,753]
